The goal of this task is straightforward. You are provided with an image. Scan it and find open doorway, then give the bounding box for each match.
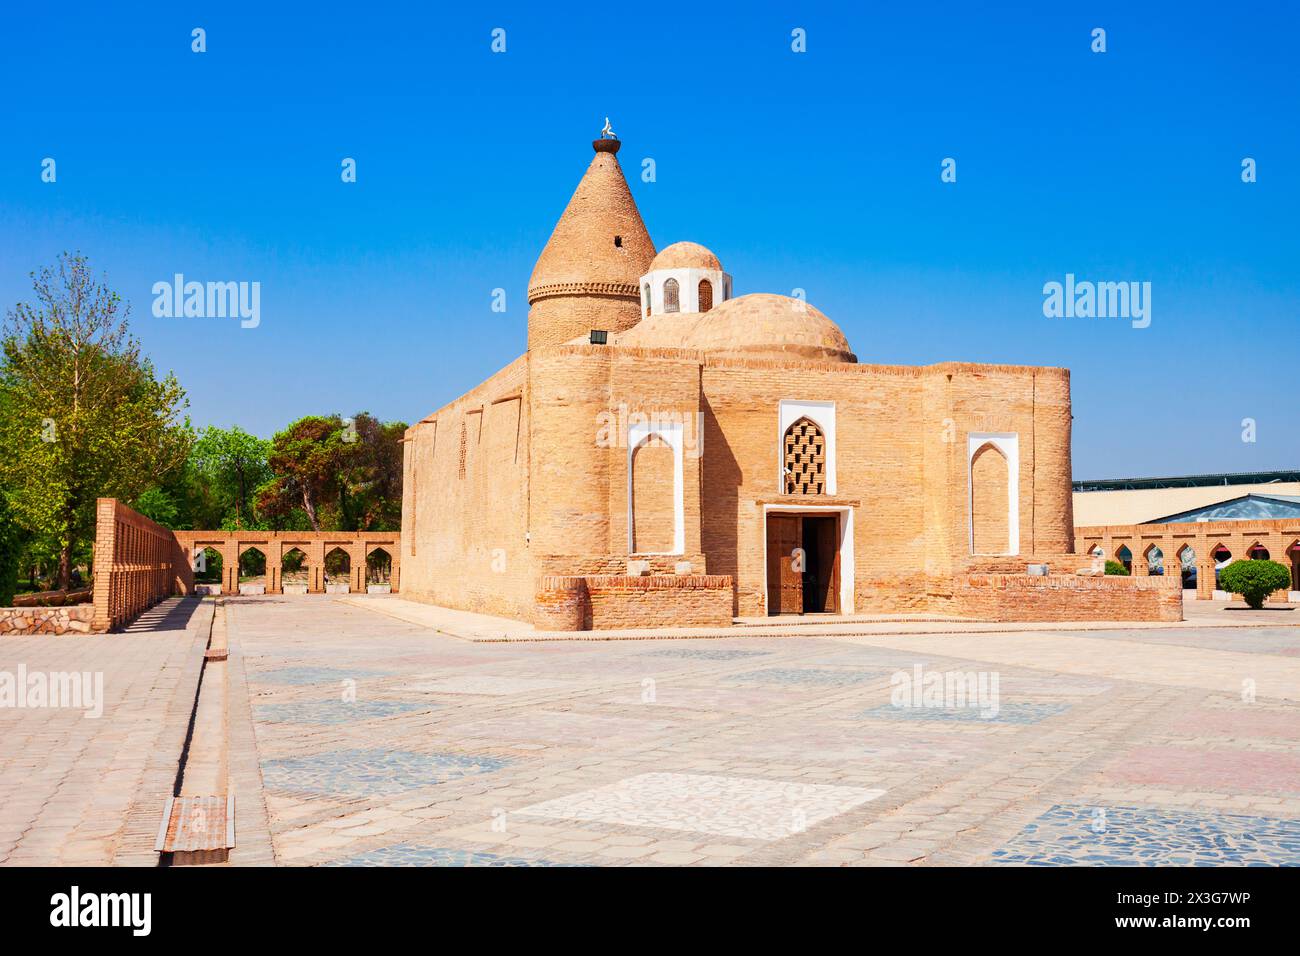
[765,513,841,615]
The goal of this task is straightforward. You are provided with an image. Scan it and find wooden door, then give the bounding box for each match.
[766,515,803,615]
[811,516,840,614]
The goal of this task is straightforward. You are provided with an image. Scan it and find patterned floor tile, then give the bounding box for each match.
[726,668,888,687]
[410,675,574,696]
[322,844,573,867]
[858,702,1070,724]
[253,666,387,685]
[261,748,511,795]
[515,772,884,840]
[255,699,430,725]
[991,804,1300,866]
[642,648,773,661]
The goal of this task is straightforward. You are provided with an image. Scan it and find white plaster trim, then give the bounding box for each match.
[967,432,1019,556]
[778,400,837,495]
[640,267,732,315]
[627,421,685,555]
[761,505,855,615]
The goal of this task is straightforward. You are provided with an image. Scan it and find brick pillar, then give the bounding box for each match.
[266,540,282,594]
[351,547,365,593]
[1196,561,1214,601]
[307,541,325,593]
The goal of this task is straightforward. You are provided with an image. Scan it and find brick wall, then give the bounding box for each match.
[955,571,1182,622]
[400,356,535,619]
[91,498,193,632]
[535,574,732,630]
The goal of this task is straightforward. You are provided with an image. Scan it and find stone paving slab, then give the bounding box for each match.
[5,593,1298,867]
[219,596,1300,867]
[0,596,212,866]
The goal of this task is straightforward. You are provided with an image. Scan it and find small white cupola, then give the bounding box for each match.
[639,242,732,318]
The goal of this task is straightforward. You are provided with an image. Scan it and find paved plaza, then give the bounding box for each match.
[3,595,1300,866]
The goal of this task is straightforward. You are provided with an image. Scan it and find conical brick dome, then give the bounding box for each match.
[527,137,656,349]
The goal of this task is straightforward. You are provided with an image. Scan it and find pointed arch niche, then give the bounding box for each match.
[967,432,1019,555]
[627,421,685,555]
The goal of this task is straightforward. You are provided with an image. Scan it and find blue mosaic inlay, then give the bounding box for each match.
[324,844,575,867]
[859,702,1070,725]
[254,666,387,685]
[255,699,429,725]
[992,805,1300,866]
[726,667,885,687]
[261,748,511,795]
[643,648,772,661]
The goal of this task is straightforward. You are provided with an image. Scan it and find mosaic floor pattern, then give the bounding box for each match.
[253,666,387,685]
[323,844,571,867]
[726,667,888,687]
[516,772,885,841]
[858,702,1070,724]
[991,805,1300,866]
[261,748,511,796]
[254,699,430,725]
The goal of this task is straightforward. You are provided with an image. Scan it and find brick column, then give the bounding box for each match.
[266,540,282,594]
[307,541,326,593]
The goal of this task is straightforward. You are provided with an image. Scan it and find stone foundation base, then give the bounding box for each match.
[0,605,102,635]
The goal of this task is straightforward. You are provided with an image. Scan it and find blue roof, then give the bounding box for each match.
[1147,494,1300,524]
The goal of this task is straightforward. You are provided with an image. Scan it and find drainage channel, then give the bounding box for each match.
[156,598,233,865]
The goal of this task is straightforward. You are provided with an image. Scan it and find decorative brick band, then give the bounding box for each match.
[527,281,640,303]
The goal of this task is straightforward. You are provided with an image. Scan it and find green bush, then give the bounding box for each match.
[1218,559,1291,609]
[1104,560,1129,576]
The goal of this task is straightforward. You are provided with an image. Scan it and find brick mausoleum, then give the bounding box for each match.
[399,132,1179,630]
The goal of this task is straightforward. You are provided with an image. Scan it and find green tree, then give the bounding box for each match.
[1104,560,1129,576]
[0,254,191,587]
[257,412,407,532]
[0,491,26,606]
[187,425,272,529]
[258,415,345,531]
[1218,559,1291,610]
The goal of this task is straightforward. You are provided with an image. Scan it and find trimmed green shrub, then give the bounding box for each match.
[1104,560,1129,576]
[1218,559,1291,609]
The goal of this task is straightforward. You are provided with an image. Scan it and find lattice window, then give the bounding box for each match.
[698,279,713,313]
[663,278,679,313]
[783,418,826,494]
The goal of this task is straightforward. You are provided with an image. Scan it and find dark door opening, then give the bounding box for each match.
[801,516,840,613]
[765,513,840,615]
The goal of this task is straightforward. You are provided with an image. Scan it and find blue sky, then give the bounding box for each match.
[2,1,1296,479]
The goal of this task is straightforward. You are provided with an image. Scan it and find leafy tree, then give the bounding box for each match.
[0,491,26,606]
[187,425,272,529]
[1218,559,1291,610]
[0,253,190,587]
[258,415,345,531]
[133,486,180,527]
[1104,560,1129,576]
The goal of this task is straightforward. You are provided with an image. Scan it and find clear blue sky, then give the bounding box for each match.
[2,1,1296,480]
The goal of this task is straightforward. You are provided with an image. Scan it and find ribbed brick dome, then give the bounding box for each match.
[679,293,855,362]
[649,241,722,272]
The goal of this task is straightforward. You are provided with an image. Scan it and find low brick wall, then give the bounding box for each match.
[535,574,734,630]
[92,498,193,632]
[956,572,1183,622]
[0,605,99,636]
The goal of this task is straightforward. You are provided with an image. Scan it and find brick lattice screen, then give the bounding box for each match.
[783,418,826,495]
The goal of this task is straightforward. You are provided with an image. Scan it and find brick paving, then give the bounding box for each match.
[0,597,210,865]
[220,596,1300,867]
